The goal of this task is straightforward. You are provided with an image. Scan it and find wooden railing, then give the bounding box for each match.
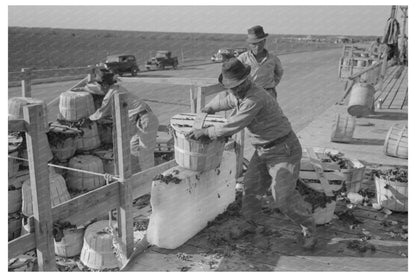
[8,69,245,271]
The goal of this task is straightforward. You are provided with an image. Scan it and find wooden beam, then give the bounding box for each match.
[51,181,120,226]
[21,68,32,97]
[8,233,36,259]
[130,159,177,199]
[113,92,134,260]
[8,119,28,132]
[23,104,56,271]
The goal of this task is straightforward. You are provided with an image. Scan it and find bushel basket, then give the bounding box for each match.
[170,113,227,172]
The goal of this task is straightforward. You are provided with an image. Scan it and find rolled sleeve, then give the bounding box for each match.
[206,97,262,139]
[204,91,236,113]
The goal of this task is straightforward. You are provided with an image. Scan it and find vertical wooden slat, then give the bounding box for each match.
[113,92,134,260]
[21,68,32,97]
[189,86,197,113]
[23,104,56,271]
[196,86,205,113]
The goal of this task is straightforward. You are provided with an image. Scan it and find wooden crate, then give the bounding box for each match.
[301,147,365,193]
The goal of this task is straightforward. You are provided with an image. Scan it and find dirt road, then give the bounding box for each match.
[8,48,344,133]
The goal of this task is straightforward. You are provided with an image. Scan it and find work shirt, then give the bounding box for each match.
[237,49,284,90]
[204,84,293,145]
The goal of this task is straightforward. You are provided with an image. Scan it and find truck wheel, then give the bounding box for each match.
[131,68,138,76]
[159,64,165,70]
[173,62,178,69]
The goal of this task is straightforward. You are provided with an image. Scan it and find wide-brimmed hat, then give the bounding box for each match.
[246,25,268,43]
[218,58,251,89]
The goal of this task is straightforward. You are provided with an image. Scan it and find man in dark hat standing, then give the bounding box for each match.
[187,58,317,249]
[236,25,283,100]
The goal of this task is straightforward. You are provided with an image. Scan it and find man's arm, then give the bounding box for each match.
[203,91,236,113]
[206,97,262,139]
[274,56,284,85]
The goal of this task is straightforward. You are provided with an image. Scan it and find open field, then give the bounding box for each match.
[8,27,375,79]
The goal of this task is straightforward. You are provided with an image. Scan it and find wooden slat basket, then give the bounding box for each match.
[58,90,95,122]
[374,176,408,212]
[80,220,120,270]
[55,227,85,258]
[67,155,105,192]
[8,97,49,130]
[383,124,408,159]
[48,123,80,162]
[22,169,71,217]
[301,147,365,193]
[170,113,227,172]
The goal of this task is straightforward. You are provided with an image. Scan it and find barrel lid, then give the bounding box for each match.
[170,113,227,134]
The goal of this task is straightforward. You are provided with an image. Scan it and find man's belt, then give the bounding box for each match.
[255,131,292,149]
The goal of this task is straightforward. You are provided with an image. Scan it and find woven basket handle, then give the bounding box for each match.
[193,113,208,129]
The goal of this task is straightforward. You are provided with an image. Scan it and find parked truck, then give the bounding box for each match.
[145,51,179,70]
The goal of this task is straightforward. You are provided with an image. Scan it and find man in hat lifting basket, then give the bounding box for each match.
[236,25,284,100]
[88,68,159,173]
[186,58,317,249]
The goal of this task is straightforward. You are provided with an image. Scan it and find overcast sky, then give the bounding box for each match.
[8,5,396,36]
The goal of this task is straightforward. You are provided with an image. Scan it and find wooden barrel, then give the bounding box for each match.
[347,83,375,117]
[21,171,71,217]
[8,97,49,130]
[67,155,105,192]
[374,176,407,212]
[76,122,101,151]
[48,123,79,162]
[80,220,121,270]
[58,90,95,122]
[170,113,227,172]
[383,124,408,159]
[330,114,356,143]
[8,213,22,241]
[55,227,85,257]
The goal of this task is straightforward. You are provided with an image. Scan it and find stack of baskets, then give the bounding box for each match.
[8,97,52,241]
[53,89,109,193]
[170,113,228,172]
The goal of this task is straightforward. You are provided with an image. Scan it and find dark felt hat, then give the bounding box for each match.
[218,58,251,89]
[247,25,268,43]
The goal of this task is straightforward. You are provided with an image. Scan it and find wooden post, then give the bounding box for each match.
[87,65,96,82]
[189,86,197,113]
[113,92,134,260]
[21,68,32,97]
[23,104,56,271]
[196,86,205,113]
